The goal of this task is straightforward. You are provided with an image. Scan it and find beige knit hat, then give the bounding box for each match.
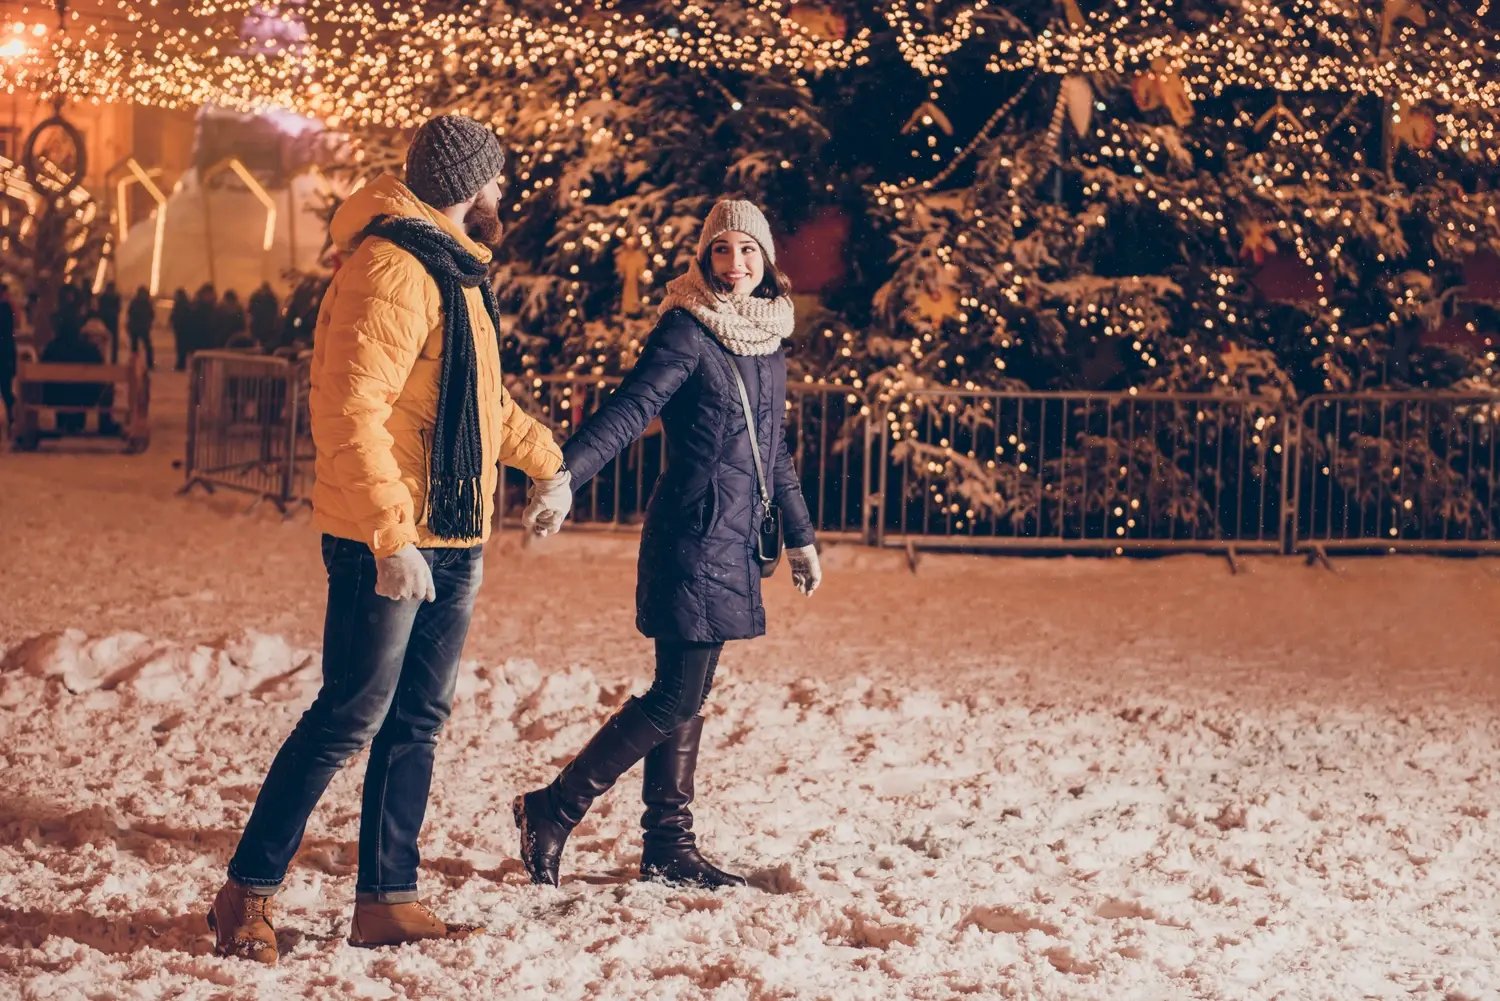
[405,114,506,208]
[696,199,778,266]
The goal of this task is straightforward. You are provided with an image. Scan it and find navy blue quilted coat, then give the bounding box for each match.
[562,308,816,642]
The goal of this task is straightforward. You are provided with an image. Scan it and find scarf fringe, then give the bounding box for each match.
[426,475,486,540]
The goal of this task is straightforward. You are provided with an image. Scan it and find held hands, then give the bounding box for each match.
[522,468,574,538]
[375,544,436,602]
[788,544,822,597]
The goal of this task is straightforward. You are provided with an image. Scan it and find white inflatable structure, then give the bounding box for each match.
[113,165,333,298]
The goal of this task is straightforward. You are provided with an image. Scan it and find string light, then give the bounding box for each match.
[0,2,1493,129]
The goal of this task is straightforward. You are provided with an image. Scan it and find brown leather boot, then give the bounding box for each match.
[207,879,278,964]
[347,900,483,949]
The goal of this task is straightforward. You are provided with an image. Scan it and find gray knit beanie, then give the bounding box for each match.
[404,115,506,208]
[696,199,778,266]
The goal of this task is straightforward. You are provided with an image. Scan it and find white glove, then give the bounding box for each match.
[375,544,436,602]
[788,544,822,597]
[522,468,574,537]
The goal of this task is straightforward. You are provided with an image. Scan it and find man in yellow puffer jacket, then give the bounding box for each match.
[208,116,573,962]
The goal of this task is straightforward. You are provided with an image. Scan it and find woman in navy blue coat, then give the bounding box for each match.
[514,200,823,889]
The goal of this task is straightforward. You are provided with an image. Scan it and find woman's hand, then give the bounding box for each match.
[788,544,822,596]
[522,468,574,537]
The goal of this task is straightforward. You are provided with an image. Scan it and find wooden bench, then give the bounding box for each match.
[10,359,151,453]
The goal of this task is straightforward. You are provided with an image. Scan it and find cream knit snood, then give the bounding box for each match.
[658,263,794,357]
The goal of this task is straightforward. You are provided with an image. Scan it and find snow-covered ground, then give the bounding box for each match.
[2,371,1498,1000]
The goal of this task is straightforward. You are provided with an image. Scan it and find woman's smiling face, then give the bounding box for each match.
[709,232,765,295]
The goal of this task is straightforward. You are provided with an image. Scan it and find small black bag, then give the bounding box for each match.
[755,502,784,578]
[727,357,783,578]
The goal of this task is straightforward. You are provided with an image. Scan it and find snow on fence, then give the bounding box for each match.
[181,362,1500,554]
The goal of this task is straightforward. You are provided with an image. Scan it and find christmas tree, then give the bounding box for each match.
[865,0,1499,540]
[333,2,1493,542]
[344,4,856,381]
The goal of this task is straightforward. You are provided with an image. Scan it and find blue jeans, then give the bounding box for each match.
[228,535,483,902]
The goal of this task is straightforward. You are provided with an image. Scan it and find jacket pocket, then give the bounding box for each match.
[695,479,718,535]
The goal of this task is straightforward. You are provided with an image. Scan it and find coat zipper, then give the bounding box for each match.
[419,427,431,523]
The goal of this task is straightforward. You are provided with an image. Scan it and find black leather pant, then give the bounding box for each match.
[639,639,723,732]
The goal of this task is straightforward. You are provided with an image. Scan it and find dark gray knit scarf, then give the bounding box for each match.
[364,215,499,540]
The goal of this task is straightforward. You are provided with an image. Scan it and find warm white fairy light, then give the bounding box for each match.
[0,1,875,125]
[978,0,1500,107]
[0,1,1492,132]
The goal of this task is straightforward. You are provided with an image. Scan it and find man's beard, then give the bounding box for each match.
[464,197,504,250]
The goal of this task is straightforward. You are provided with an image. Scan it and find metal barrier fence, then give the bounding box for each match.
[495,377,667,529]
[182,356,1500,555]
[1289,393,1500,553]
[784,382,876,539]
[874,390,1288,552]
[182,351,311,511]
[496,377,876,540]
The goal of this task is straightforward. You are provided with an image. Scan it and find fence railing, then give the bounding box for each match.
[496,377,876,540]
[874,390,1288,552]
[182,351,312,512]
[1289,393,1500,553]
[183,358,1500,555]
[495,376,667,529]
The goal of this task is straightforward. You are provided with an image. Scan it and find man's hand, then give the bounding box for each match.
[375,545,436,602]
[522,469,574,538]
[788,544,822,596]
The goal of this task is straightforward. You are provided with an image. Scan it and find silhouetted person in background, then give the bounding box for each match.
[53,284,84,345]
[97,281,122,363]
[81,312,112,359]
[170,289,191,370]
[40,314,113,434]
[219,289,249,349]
[0,287,16,423]
[41,316,103,368]
[248,281,279,352]
[192,284,218,351]
[279,275,324,354]
[127,287,156,370]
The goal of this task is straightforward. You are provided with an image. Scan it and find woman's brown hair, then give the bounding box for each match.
[698,240,794,300]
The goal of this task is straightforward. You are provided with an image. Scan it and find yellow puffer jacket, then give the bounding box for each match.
[309,174,562,557]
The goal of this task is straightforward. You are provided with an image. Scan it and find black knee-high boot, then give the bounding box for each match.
[514,696,668,886]
[639,715,746,889]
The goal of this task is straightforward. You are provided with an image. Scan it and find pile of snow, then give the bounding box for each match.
[0,629,314,704]
[1,629,1497,999]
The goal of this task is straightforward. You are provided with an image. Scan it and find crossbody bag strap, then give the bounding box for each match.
[726,358,772,510]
